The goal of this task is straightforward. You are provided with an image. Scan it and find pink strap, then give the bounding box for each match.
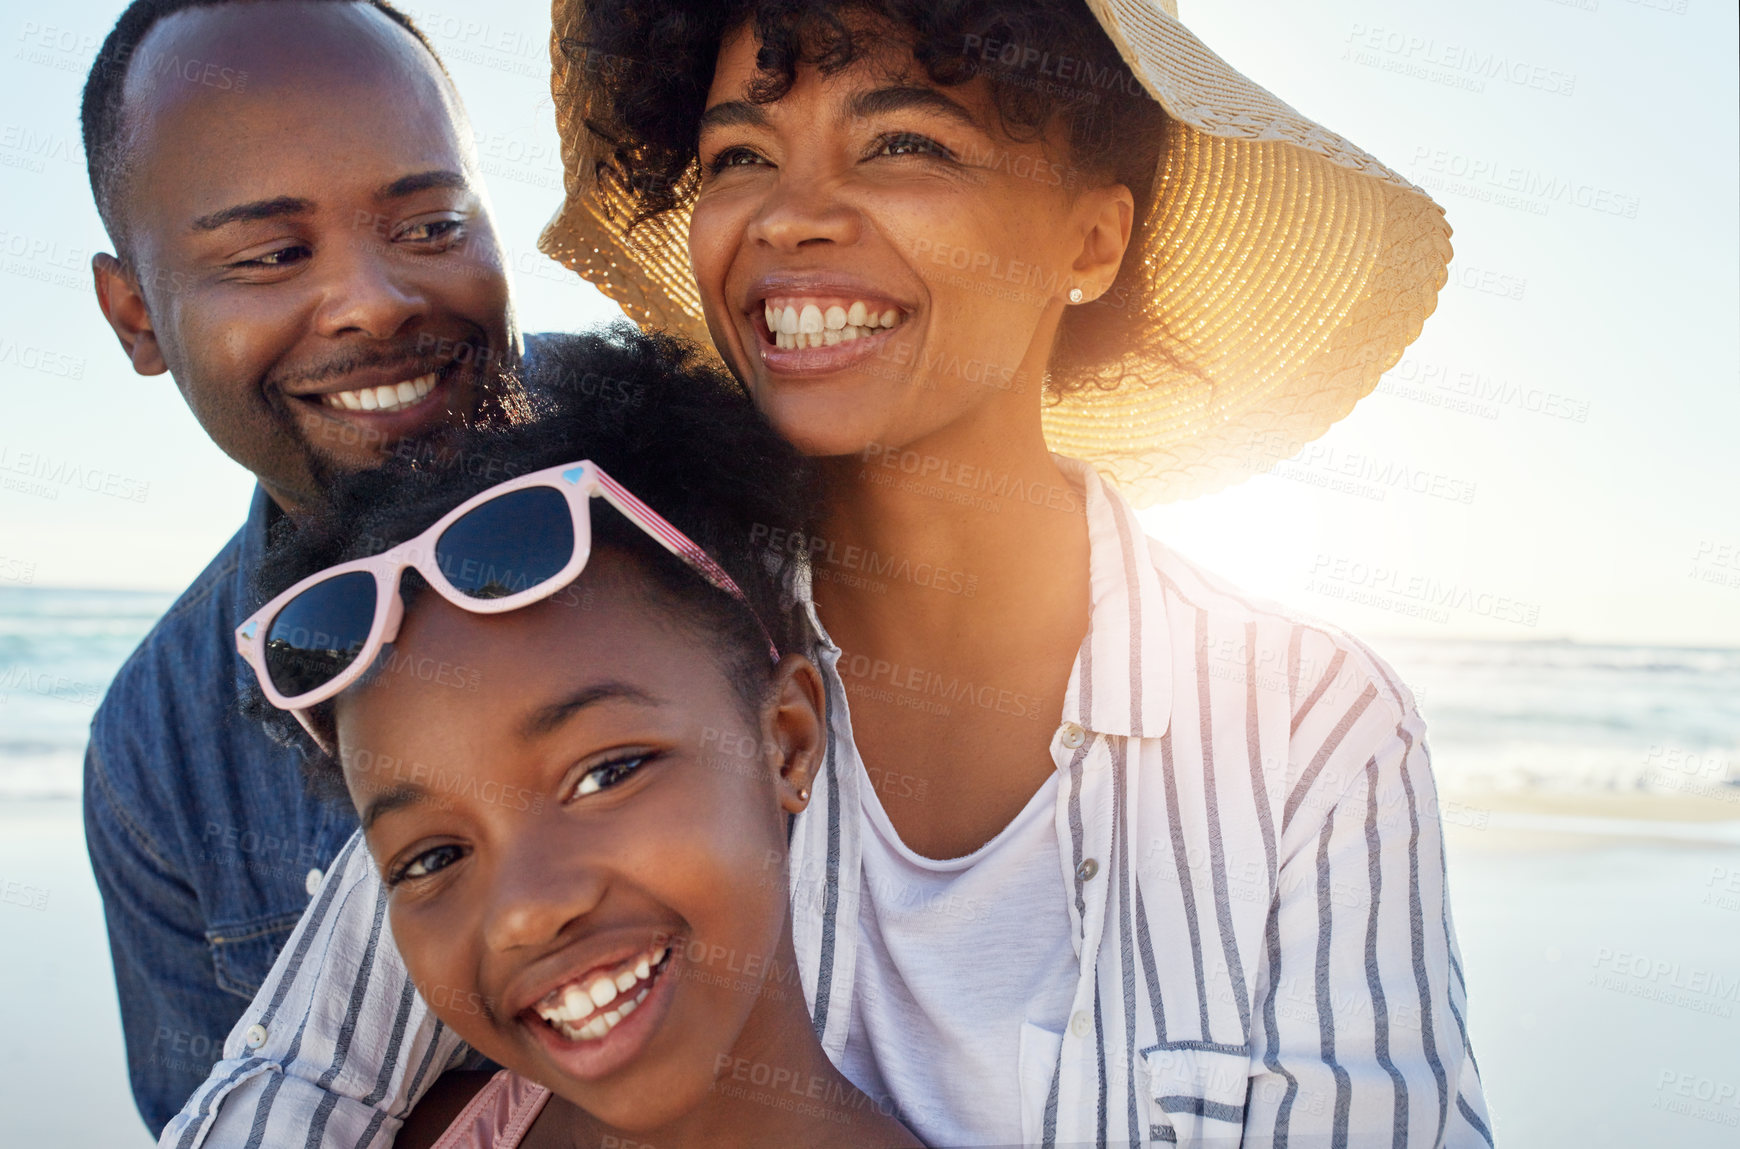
[428,1070,552,1149]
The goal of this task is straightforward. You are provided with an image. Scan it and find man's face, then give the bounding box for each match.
[96,2,515,512]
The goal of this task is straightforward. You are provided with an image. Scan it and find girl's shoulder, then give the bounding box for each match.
[397,1069,551,1149]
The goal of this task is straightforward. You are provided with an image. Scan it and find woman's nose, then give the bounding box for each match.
[745,172,860,252]
[479,832,609,954]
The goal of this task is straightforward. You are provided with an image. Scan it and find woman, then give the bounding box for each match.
[166,2,1490,1146]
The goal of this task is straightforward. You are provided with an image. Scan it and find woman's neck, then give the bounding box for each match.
[812,391,1091,671]
[809,389,1094,858]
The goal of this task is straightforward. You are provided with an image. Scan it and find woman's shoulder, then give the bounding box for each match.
[1142,533,1418,722]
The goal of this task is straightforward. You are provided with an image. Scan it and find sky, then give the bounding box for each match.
[0,0,1735,646]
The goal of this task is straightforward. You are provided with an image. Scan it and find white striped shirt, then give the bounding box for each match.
[161,458,1491,1148]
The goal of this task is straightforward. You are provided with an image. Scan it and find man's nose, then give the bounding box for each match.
[312,239,430,340]
[745,171,860,252]
[479,831,610,954]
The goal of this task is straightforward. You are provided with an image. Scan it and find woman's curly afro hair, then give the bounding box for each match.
[250,325,820,795]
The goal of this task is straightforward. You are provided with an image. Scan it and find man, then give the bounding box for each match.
[79,0,528,1131]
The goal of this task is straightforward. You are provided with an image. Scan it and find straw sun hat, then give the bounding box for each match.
[537,0,1452,505]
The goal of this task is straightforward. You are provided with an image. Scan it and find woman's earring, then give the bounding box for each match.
[797,786,810,803]
[1068,287,1084,304]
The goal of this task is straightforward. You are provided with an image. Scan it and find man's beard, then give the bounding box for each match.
[292,356,536,509]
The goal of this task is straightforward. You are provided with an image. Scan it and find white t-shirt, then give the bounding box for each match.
[842,766,1079,1145]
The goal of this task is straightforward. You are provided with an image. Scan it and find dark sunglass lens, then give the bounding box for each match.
[436,486,575,600]
[263,571,378,698]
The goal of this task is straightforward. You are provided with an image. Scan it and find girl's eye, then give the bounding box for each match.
[872,132,956,161]
[574,755,648,798]
[390,843,465,886]
[705,146,768,175]
[233,244,310,269]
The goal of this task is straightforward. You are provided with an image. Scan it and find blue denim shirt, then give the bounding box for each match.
[84,483,361,1135]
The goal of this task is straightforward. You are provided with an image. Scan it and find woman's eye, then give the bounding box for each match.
[391,843,465,885]
[872,132,955,161]
[705,146,768,175]
[574,755,647,798]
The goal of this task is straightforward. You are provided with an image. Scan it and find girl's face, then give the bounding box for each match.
[689,20,1133,459]
[334,552,822,1129]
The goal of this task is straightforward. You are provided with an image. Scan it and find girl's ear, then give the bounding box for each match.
[760,654,826,814]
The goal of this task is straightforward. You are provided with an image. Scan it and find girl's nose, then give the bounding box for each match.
[479,830,609,953]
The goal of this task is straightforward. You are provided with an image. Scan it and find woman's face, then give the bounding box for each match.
[689,21,1132,458]
[334,553,822,1129]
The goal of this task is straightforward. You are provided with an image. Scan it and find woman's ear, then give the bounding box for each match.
[759,654,826,814]
[1069,182,1135,304]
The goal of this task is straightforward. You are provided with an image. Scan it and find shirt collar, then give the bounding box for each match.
[1056,456,1173,741]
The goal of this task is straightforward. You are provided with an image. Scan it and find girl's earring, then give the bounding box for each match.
[1068,287,1084,304]
[797,786,810,803]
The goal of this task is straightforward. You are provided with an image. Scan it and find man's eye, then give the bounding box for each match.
[233,244,310,269]
[397,218,465,244]
[872,133,955,161]
[390,843,465,885]
[574,755,648,798]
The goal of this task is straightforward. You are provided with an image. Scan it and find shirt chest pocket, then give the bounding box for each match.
[206,911,305,999]
[1141,1048,1252,1145]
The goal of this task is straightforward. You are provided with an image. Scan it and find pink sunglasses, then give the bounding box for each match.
[236,459,778,749]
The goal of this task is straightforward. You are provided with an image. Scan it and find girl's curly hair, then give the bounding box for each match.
[566,0,1172,394]
[248,325,820,798]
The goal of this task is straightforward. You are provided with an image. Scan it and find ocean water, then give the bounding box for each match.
[0,587,174,799]
[3,586,1736,801]
[1379,637,1740,796]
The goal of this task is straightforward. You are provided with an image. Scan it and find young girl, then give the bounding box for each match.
[237,329,919,1149]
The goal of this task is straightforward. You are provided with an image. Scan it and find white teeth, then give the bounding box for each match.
[588,978,618,1009]
[634,956,650,980]
[614,969,638,993]
[761,300,905,350]
[617,996,638,1019]
[603,1008,621,1027]
[320,372,436,413]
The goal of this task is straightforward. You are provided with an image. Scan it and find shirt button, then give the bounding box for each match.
[1059,722,1087,749]
[1070,1010,1092,1037]
[1076,857,1100,882]
[244,1024,268,1050]
[304,868,324,897]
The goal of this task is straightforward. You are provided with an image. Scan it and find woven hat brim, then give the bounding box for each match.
[537,0,1451,505]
